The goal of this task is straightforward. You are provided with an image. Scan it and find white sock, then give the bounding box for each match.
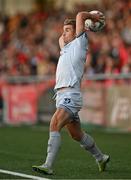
[44,131,61,168]
[80,133,103,161]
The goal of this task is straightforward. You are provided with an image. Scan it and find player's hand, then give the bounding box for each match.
[90,12,105,22]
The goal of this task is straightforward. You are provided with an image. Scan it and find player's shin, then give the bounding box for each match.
[44,131,61,168]
[80,133,103,161]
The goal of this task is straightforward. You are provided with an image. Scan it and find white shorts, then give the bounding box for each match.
[55,89,82,122]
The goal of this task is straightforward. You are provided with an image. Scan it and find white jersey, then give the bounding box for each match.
[54,32,88,90]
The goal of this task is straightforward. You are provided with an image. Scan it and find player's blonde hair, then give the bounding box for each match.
[64,18,76,29]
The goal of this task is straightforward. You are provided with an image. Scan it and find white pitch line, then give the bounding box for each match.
[0,169,50,180]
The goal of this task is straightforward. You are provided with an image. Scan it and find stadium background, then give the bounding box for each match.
[0,0,131,179]
[0,0,130,130]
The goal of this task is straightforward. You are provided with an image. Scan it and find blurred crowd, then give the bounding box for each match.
[0,0,131,78]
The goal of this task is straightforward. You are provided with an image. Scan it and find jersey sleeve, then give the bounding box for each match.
[75,32,88,47]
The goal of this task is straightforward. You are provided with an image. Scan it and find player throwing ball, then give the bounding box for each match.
[32,11,109,175]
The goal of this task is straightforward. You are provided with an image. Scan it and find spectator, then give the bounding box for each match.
[0,0,130,78]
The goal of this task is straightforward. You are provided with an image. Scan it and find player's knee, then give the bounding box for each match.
[50,115,59,131]
[50,114,62,131]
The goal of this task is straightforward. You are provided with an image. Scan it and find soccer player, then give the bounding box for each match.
[32,11,110,175]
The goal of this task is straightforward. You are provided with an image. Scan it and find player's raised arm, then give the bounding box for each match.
[76,11,104,36]
[59,35,65,49]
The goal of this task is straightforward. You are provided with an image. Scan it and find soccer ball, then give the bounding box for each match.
[85,10,105,32]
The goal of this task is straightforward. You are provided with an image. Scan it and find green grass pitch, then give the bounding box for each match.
[0,125,131,179]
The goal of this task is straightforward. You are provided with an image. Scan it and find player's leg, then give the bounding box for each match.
[66,120,103,161]
[66,120,110,172]
[44,108,71,168]
[65,120,83,141]
[32,108,72,174]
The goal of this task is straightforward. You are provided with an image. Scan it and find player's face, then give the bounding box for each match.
[62,25,76,44]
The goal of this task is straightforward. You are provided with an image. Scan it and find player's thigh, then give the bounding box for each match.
[65,121,83,141]
[50,108,71,131]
